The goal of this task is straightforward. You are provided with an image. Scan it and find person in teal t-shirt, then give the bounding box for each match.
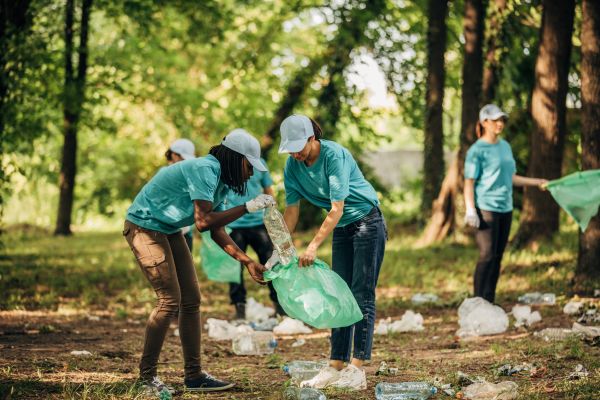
[273,114,386,391]
[223,158,285,319]
[123,129,275,394]
[464,104,547,303]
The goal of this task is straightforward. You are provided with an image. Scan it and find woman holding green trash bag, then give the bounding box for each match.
[464,104,547,304]
[123,129,275,395]
[271,114,386,391]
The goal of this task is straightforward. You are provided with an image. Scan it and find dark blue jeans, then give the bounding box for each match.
[330,207,387,362]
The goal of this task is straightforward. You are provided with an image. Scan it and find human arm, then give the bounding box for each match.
[210,226,265,283]
[513,175,548,189]
[298,200,344,267]
[463,178,480,228]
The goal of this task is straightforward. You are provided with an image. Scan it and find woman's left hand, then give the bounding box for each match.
[538,179,549,190]
[298,244,318,268]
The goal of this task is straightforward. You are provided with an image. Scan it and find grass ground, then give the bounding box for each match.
[0,222,598,399]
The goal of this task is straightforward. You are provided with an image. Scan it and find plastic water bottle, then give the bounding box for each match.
[283,360,329,383]
[264,206,297,265]
[517,292,556,305]
[533,328,575,341]
[158,388,172,400]
[375,382,437,400]
[283,387,326,400]
[232,331,277,355]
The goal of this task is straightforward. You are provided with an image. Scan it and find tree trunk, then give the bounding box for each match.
[512,0,575,247]
[418,0,486,246]
[481,0,507,105]
[575,0,600,291]
[421,0,449,217]
[55,0,92,236]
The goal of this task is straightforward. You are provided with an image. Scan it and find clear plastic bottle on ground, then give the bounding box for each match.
[283,387,326,400]
[533,327,575,341]
[283,361,329,384]
[264,206,297,265]
[517,292,556,305]
[375,382,437,400]
[232,331,277,355]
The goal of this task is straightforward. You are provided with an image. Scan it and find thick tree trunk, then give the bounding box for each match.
[513,0,575,247]
[575,0,600,291]
[55,0,92,235]
[481,0,507,105]
[421,0,448,217]
[418,0,486,246]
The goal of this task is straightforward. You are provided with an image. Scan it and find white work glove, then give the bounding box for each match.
[245,194,276,213]
[264,250,280,270]
[465,207,480,228]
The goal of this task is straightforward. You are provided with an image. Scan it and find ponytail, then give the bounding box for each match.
[309,118,323,140]
[475,121,484,138]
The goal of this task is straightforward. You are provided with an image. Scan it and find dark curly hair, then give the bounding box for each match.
[209,144,248,195]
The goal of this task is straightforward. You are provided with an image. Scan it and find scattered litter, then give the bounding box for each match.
[283,386,326,400]
[496,363,532,376]
[457,371,485,386]
[375,382,437,400]
[205,318,253,341]
[273,317,312,335]
[511,305,542,327]
[572,322,600,345]
[534,327,575,342]
[246,297,275,322]
[577,308,600,324]
[568,364,589,380]
[563,301,584,315]
[440,383,455,397]
[411,293,439,305]
[462,381,518,400]
[375,311,424,335]
[376,361,399,376]
[291,338,306,347]
[87,315,100,321]
[250,318,279,331]
[517,292,555,305]
[70,350,92,357]
[283,360,328,384]
[457,297,508,338]
[232,331,277,355]
[173,328,179,337]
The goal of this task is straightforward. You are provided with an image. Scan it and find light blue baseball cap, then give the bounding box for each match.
[278,114,314,153]
[479,104,508,122]
[222,129,267,171]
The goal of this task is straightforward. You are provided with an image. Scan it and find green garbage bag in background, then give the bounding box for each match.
[547,169,600,231]
[199,230,241,283]
[264,258,363,329]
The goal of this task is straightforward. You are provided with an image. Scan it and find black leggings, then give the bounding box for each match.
[474,209,512,303]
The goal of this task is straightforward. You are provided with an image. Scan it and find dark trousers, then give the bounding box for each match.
[228,225,279,306]
[474,209,512,303]
[330,207,387,362]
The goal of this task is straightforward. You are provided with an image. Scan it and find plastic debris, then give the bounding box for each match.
[70,350,92,357]
[232,331,277,355]
[273,317,313,335]
[205,318,253,341]
[264,206,298,266]
[568,364,589,380]
[457,297,508,338]
[411,293,439,305]
[376,361,399,376]
[440,383,455,397]
[375,382,437,400]
[517,292,556,305]
[173,328,179,337]
[250,318,279,331]
[246,297,275,322]
[594,289,600,298]
[563,301,584,315]
[87,315,100,321]
[283,360,329,384]
[291,338,306,347]
[496,363,532,376]
[577,308,600,324]
[375,311,425,335]
[511,305,542,327]
[533,327,575,342]
[283,386,326,400]
[462,381,518,400]
[572,322,600,340]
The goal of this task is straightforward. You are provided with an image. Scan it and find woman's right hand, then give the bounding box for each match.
[245,194,276,213]
[245,261,267,284]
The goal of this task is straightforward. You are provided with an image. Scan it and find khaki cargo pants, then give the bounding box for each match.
[123,220,202,380]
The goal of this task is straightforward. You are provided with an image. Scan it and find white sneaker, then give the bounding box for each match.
[329,364,367,390]
[300,366,341,389]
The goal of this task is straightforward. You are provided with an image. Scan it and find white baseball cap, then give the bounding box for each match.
[169,138,196,160]
[221,129,267,172]
[278,114,314,153]
[479,104,508,122]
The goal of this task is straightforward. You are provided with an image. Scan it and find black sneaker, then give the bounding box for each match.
[234,302,246,320]
[184,372,235,392]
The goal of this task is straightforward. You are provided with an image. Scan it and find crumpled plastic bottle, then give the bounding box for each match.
[232,331,277,355]
[375,382,437,400]
[283,387,326,400]
[264,205,297,265]
[283,360,328,384]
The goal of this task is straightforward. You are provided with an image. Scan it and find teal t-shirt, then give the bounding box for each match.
[284,140,379,227]
[126,155,230,234]
[464,138,517,212]
[225,159,273,229]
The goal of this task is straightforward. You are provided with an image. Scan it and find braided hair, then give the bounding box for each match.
[209,144,248,195]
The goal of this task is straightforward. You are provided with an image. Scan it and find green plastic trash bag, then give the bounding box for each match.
[264,258,363,329]
[547,169,600,231]
[199,230,241,283]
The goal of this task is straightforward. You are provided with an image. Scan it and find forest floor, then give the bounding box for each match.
[1,223,599,399]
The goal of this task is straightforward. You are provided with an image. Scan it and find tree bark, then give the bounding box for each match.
[418,0,486,246]
[55,0,92,236]
[513,0,575,247]
[575,0,600,290]
[481,0,507,105]
[421,0,449,217]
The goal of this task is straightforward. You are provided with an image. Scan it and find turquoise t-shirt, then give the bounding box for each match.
[126,155,230,234]
[464,138,517,212]
[226,159,273,229]
[284,140,379,227]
